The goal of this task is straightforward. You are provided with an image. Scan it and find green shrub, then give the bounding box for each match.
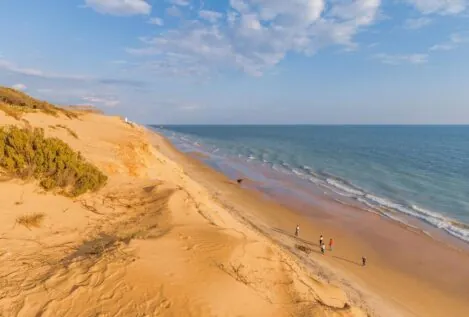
[0,126,107,196]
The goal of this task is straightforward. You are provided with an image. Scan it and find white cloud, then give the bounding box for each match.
[84,0,151,16]
[199,10,223,23]
[170,0,190,6]
[128,0,382,76]
[148,17,164,25]
[82,95,120,107]
[404,0,467,15]
[404,17,432,29]
[12,83,27,91]
[430,31,469,50]
[430,43,455,51]
[373,53,428,64]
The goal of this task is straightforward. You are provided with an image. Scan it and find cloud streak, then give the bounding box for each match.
[373,53,428,64]
[404,0,468,15]
[0,58,146,88]
[430,31,469,50]
[84,0,151,16]
[82,95,120,107]
[0,59,87,80]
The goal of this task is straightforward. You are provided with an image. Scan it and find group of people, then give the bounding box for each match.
[319,234,334,254]
[295,225,367,266]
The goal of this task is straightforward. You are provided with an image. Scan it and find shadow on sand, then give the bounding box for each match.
[273,227,318,246]
[332,255,362,266]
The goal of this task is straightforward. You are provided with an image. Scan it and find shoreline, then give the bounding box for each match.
[156,126,469,250]
[148,128,469,317]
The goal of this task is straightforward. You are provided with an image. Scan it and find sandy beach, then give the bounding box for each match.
[1,101,469,316]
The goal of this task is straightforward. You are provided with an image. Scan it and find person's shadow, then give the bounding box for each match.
[273,227,318,246]
[331,255,362,266]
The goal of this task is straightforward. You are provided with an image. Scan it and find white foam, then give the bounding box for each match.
[326,178,365,196]
[366,196,469,243]
[292,169,307,178]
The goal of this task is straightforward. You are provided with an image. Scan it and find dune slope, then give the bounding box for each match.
[0,94,368,317]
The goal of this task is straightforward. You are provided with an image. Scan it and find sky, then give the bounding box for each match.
[0,0,468,124]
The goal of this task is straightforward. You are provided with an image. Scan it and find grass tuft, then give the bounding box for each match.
[55,124,79,139]
[17,213,45,229]
[0,126,107,196]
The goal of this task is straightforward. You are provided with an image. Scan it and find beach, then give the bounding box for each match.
[151,129,469,317]
[1,107,469,317]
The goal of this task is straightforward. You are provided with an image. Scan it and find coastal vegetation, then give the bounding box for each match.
[0,126,107,196]
[0,87,78,119]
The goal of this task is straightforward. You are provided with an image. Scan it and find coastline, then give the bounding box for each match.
[155,125,469,247]
[148,128,469,317]
[1,104,468,316]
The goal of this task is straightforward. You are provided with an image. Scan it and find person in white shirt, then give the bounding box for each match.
[295,225,300,237]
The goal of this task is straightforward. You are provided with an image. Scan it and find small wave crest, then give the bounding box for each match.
[326,178,365,196]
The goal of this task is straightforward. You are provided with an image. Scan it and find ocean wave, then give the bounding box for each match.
[326,178,365,196]
[292,168,308,178]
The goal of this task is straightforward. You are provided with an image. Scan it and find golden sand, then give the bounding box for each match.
[1,110,468,317]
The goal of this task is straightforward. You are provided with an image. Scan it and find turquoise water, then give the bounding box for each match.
[151,125,469,243]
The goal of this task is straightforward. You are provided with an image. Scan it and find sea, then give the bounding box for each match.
[150,125,469,244]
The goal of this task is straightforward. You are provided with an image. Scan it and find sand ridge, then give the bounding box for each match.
[0,111,366,317]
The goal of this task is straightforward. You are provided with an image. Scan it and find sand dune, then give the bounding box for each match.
[0,110,368,316]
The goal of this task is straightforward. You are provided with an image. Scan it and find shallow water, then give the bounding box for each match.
[151,125,469,243]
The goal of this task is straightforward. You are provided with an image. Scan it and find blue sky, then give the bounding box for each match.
[0,0,468,124]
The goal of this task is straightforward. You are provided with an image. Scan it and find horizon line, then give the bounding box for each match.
[146,123,469,127]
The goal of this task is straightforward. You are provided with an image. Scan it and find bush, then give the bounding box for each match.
[0,87,78,119]
[0,126,107,196]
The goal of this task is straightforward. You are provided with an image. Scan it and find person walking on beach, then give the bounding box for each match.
[362,256,367,266]
[295,225,300,237]
[319,235,323,246]
[329,238,334,251]
[321,243,326,255]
